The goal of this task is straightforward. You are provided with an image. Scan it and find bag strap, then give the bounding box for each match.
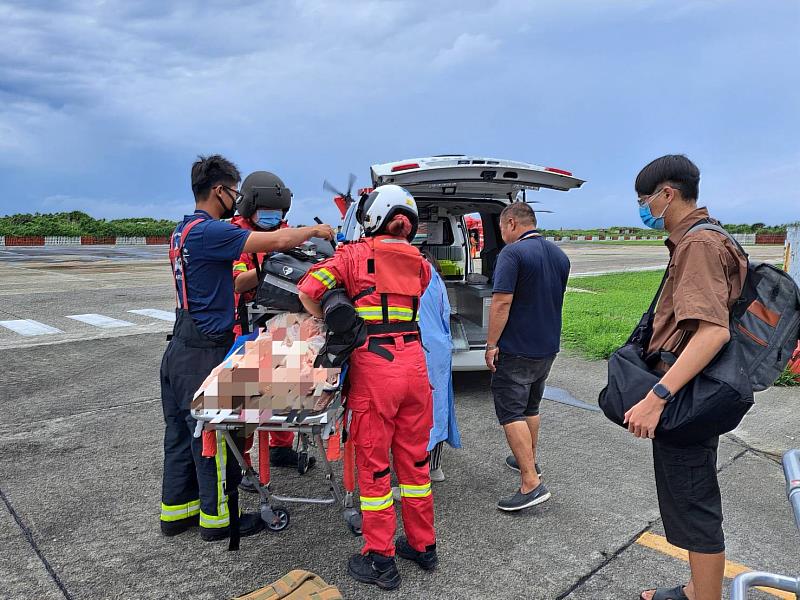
[685,222,749,260]
[270,571,317,597]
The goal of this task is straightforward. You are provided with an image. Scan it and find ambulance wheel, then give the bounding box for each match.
[266,507,290,532]
[297,452,309,474]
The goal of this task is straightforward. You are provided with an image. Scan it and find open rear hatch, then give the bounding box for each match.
[371,155,584,201]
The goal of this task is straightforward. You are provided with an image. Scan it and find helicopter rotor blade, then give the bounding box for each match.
[323,179,345,197]
[345,173,357,197]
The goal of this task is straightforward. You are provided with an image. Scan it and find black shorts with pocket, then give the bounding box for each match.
[653,435,724,554]
[490,352,555,426]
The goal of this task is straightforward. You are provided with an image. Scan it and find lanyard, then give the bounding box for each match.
[516,229,540,243]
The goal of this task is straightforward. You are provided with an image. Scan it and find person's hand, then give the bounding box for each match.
[485,346,499,372]
[623,391,667,439]
[312,224,335,241]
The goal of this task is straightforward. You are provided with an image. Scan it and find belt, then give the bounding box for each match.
[367,334,419,361]
[365,321,419,335]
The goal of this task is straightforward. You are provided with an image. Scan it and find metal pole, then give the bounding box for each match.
[786,225,800,286]
[730,571,799,599]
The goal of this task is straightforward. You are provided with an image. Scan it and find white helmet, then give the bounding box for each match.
[356,184,419,241]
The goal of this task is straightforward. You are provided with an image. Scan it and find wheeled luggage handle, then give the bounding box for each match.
[783,448,800,531]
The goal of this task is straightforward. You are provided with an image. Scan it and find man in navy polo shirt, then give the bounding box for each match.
[485,202,570,512]
[160,154,334,542]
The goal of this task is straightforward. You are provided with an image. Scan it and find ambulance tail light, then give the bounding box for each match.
[391,163,420,172]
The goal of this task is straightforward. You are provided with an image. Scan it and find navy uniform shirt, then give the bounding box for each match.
[492,231,570,358]
[175,210,251,336]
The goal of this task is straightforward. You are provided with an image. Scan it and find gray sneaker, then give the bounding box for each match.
[497,483,551,512]
[505,455,542,478]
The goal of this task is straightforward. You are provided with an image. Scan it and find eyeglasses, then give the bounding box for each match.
[219,185,242,202]
[637,187,666,207]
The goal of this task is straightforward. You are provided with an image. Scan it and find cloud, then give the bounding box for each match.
[0,0,796,229]
[432,33,501,70]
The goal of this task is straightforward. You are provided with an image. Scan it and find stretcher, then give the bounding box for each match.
[191,303,363,537]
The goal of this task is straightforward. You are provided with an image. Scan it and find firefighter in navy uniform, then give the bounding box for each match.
[298,185,437,590]
[160,155,334,541]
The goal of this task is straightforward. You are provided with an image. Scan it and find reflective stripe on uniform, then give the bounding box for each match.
[215,432,229,522]
[359,491,394,511]
[197,432,230,530]
[355,306,419,321]
[200,510,230,528]
[160,499,200,522]
[311,268,337,289]
[399,482,432,498]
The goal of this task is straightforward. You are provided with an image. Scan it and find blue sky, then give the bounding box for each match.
[1,0,797,228]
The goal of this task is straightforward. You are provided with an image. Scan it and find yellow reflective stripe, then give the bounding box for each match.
[311,268,336,289]
[355,306,419,321]
[399,483,432,498]
[233,262,248,273]
[200,511,230,528]
[360,491,394,511]
[160,500,200,522]
[215,432,229,522]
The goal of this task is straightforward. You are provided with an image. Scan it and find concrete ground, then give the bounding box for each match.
[0,245,796,600]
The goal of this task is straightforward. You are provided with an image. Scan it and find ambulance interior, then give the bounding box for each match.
[412,200,505,352]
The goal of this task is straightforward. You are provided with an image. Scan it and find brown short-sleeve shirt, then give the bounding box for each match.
[647,207,748,357]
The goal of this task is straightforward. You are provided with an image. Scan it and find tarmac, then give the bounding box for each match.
[0,244,796,600]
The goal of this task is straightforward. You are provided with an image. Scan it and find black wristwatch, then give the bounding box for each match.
[652,383,674,403]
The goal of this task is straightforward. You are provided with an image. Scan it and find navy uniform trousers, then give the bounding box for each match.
[159,310,243,531]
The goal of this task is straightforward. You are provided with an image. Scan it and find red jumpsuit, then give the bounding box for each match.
[231,215,293,451]
[297,235,436,557]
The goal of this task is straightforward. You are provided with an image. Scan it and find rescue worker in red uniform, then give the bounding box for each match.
[298,185,437,590]
[230,172,311,479]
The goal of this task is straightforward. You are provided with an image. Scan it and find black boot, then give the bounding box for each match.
[347,552,401,590]
[200,513,265,542]
[270,446,316,470]
[160,514,198,537]
[395,536,438,570]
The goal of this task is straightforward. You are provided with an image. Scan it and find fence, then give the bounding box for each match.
[0,236,169,246]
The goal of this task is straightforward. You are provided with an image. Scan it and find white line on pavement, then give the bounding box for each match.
[128,309,176,322]
[0,319,63,336]
[66,314,136,328]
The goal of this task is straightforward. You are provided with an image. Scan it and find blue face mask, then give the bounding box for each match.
[254,209,283,230]
[638,189,668,229]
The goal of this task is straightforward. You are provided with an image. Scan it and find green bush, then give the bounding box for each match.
[0,212,176,237]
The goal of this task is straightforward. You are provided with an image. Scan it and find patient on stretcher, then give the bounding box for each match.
[191,312,341,422]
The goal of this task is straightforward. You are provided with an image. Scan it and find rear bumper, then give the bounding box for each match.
[452,349,489,371]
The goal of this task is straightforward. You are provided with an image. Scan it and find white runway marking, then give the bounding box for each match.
[0,319,63,336]
[128,309,176,322]
[67,314,135,328]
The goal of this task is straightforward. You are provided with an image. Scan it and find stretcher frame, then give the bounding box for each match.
[191,301,362,536]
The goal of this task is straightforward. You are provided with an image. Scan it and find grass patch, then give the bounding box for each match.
[562,271,662,359]
[561,270,799,388]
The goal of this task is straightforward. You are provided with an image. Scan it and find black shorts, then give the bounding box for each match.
[490,352,555,426]
[653,436,724,554]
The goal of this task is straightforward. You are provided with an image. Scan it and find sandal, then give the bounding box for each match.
[640,585,689,600]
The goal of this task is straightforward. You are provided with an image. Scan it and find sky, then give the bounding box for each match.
[0,0,798,229]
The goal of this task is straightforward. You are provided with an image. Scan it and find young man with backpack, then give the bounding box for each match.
[625,155,747,600]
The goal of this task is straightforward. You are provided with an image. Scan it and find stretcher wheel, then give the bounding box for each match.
[297,452,309,474]
[266,507,290,532]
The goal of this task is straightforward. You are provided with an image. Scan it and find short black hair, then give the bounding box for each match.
[635,154,700,201]
[191,154,241,200]
[500,202,537,227]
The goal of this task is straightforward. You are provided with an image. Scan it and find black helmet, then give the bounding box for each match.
[237,171,292,219]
